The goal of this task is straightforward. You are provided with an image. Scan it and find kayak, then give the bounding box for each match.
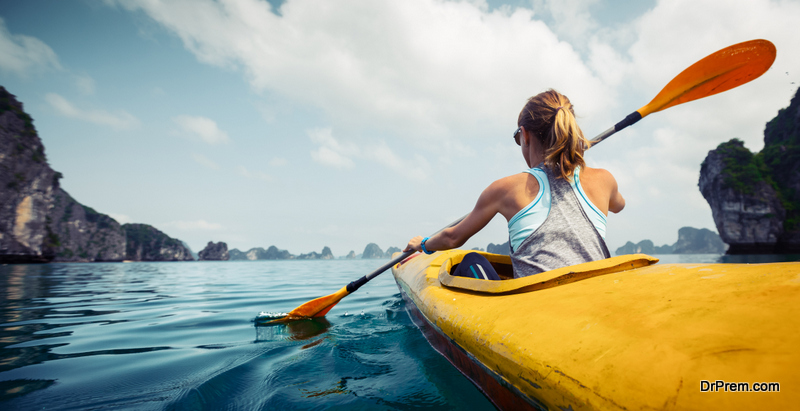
[391,250,800,410]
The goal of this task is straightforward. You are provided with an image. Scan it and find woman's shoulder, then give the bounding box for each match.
[579,166,619,189]
[484,172,539,197]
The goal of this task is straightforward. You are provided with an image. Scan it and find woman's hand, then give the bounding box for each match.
[404,236,424,253]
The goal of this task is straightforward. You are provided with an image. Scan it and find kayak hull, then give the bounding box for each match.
[392,250,800,410]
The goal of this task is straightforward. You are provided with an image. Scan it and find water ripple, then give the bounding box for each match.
[0,261,495,410]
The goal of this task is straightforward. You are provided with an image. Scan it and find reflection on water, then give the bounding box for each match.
[0,261,495,410]
[255,317,332,342]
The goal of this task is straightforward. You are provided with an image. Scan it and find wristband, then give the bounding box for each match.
[420,237,434,255]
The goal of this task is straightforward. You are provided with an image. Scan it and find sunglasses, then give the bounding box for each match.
[513,127,522,146]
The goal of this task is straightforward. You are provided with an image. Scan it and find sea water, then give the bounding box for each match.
[1,254,797,410]
[0,260,493,410]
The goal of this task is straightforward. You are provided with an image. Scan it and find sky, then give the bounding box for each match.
[0,0,798,257]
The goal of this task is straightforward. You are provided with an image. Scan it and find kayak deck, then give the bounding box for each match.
[392,250,800,410]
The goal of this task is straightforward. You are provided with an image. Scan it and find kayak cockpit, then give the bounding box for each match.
[438,251,659,295]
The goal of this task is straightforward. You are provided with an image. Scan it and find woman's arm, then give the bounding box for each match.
[608,174,625,214]
[404,180,506,253]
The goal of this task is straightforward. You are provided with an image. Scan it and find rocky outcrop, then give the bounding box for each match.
[123,223,193,261]
[487,241,510,255]
[227,246,294,260]
[362,243,384,259]
[699,140,787,254]
[298,246,334,260]
[228,248,246,260]
[0,86,127,263]
[384,246,401,258]
[615,227,726,256]
[198,241,229,261]
[44,189,126,261]
[615,240,674,255]
[672,227,727,254]
[0,87,58,262]
[699,87,800,254]
[762,86,800,251]
[345,250,356,259]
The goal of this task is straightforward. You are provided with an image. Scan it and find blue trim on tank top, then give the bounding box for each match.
[572,169,606,223]
[507,169,545,228]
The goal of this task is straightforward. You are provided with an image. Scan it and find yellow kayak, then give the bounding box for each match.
[391,250,800,410]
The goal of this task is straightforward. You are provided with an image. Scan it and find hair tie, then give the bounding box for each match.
[555,106,564,111]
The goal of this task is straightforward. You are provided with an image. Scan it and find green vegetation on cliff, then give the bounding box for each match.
[713,139,772,195]
[123,223,181,255]
[711,87,800,231]
[762,95,800,230]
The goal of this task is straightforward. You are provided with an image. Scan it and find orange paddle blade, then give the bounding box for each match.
[639,39,776,117]
[271,286,350,323]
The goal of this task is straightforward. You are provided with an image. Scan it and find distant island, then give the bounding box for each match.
[615,227,727,256]
[484,227,727,256]
[225,243,402,261]
[699,86,800,254]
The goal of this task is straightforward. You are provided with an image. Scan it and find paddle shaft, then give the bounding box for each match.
[345,215,467,293]
[590,111,642,146]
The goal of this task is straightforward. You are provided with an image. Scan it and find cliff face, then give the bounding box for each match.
[762,86,800,249]
[699,141,785,253]
[699,87,800,253]
[198,241,229,261]
[672,227,727,254]
[0,87,127,263]
[123,223,194,261]
[487,242,510,255]
[45,189,126,262]
[384,246,401,258]
[228,246,294,260]
[297,246,334,260]
[615,240,675,255]
[0,87,57,262]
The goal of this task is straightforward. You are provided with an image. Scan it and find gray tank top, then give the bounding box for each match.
[510,166,610,278]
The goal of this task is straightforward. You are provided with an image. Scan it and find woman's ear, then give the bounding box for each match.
[519,126,531,147]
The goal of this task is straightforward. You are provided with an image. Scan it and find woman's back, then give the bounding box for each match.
[509,165,611,277]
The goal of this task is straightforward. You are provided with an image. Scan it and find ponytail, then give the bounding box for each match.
[517,89,591,180]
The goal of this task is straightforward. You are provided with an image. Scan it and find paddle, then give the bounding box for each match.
[270,216,466,322]
[591,39,776,145]
[274,39,776,322]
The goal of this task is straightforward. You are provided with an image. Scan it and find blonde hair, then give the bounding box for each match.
[517,89,591,180]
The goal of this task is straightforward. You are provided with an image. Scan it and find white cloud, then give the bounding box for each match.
[108,0,612,148]
[308,127,358,169]
[531,0,600,47]
[75,74,96,95]
[162,220,224,230]
[173,115,230,144]
[45,93,140,129]
[191,152,221,170]
[0,17,61,75]
[308,127,430,179]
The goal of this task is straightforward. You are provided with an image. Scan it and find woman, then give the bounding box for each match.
[404,89,625,279]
